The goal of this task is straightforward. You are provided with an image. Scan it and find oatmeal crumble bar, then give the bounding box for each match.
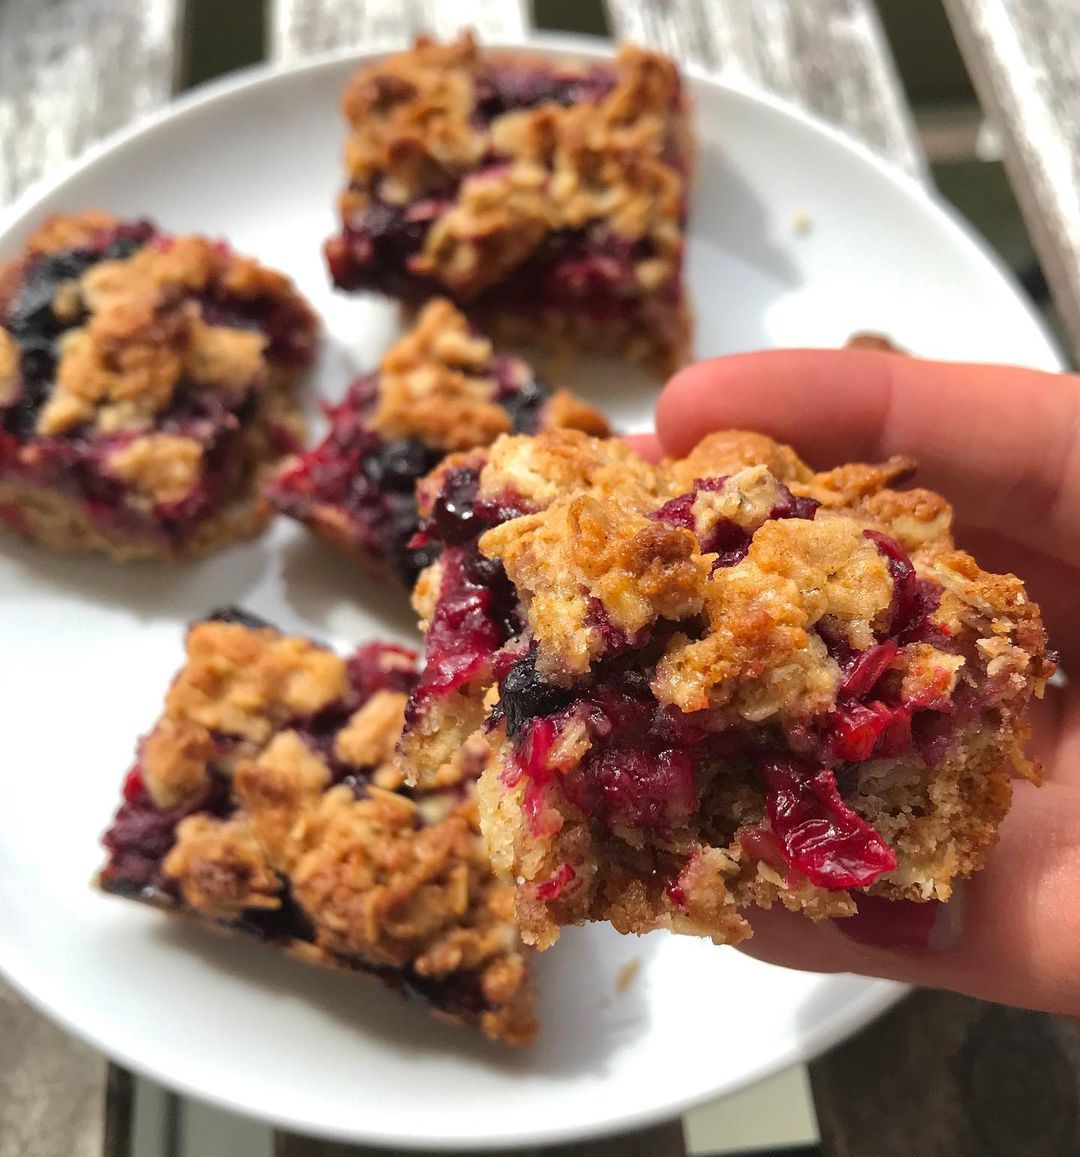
[0,212,318,559]
[267,298,607,583]
[325,34,692,376]
[99,610,536,1044]
[398,429,1053,949]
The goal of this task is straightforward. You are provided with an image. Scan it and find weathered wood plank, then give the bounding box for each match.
[0,0,182,205]
[809,989,1080,1155]
[0,982,112,1157]
[269,0,529,61]
[274,1119,686,1157]
[0,5,184,1155]
[943,0,1080,360]
[604,0,925,178]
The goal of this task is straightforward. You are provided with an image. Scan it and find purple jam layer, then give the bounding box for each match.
[404,469,529,721]
[269,362,551,583]
[327,217,683,329]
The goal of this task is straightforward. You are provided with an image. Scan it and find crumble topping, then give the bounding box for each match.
[37,240,274,436]
[140,717,216,810]
[165,815,281,920]
[143,621,348,801]
[541,388,610,436]
[101,619,538,1044]
[234,729,333,871]
[651,520,892,717]
[371,299,510,449]
[108,434,205,506]
[334,690,409,768]
[187,320,267,393]
[0,330,17,407]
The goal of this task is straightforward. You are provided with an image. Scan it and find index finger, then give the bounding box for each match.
[656,349,1080,568]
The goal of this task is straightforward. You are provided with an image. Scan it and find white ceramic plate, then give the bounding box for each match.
[0,36,1062,1151]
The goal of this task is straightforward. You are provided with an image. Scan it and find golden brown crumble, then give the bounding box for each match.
[0,329,17,407]
[334,690,409,768]
[368,298,607,450]
[234,730,333,872]
[404,428,1052,949]
[140,621,348,806]
[107,434,205,507]
[371,299,511,450]
[164,815,281,921]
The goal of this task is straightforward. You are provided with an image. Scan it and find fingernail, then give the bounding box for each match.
[835,887,964,951]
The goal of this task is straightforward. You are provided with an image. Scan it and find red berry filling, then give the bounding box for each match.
[762,760,897,889]
[400,467,531,721]
[269,361,558,582]
[469,513,956,893]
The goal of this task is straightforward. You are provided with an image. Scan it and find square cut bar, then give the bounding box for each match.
[99,611,536,1045]
[398,429,1053,949]
[324,34,692,377]
[267,298,607,584]
[0,212,318,559]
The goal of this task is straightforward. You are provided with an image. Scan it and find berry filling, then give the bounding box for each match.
[269,361,554,582]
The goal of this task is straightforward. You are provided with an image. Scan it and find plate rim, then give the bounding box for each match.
[0,31,1055,1148]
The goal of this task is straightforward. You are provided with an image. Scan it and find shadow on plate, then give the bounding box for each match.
[0,533,272,623]
[152,915,661,1077]
[278,531,419,643]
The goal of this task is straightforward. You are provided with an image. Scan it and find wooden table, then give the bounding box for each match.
[4,2,1080,1154]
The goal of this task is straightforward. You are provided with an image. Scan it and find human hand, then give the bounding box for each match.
[652,347,1080,1015]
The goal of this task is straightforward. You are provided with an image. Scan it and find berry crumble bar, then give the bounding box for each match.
[0,213,318,559]
[99,610,536,1044]
[325,35,692,376]
[398,429,1053,949]
[267,298,607,584]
